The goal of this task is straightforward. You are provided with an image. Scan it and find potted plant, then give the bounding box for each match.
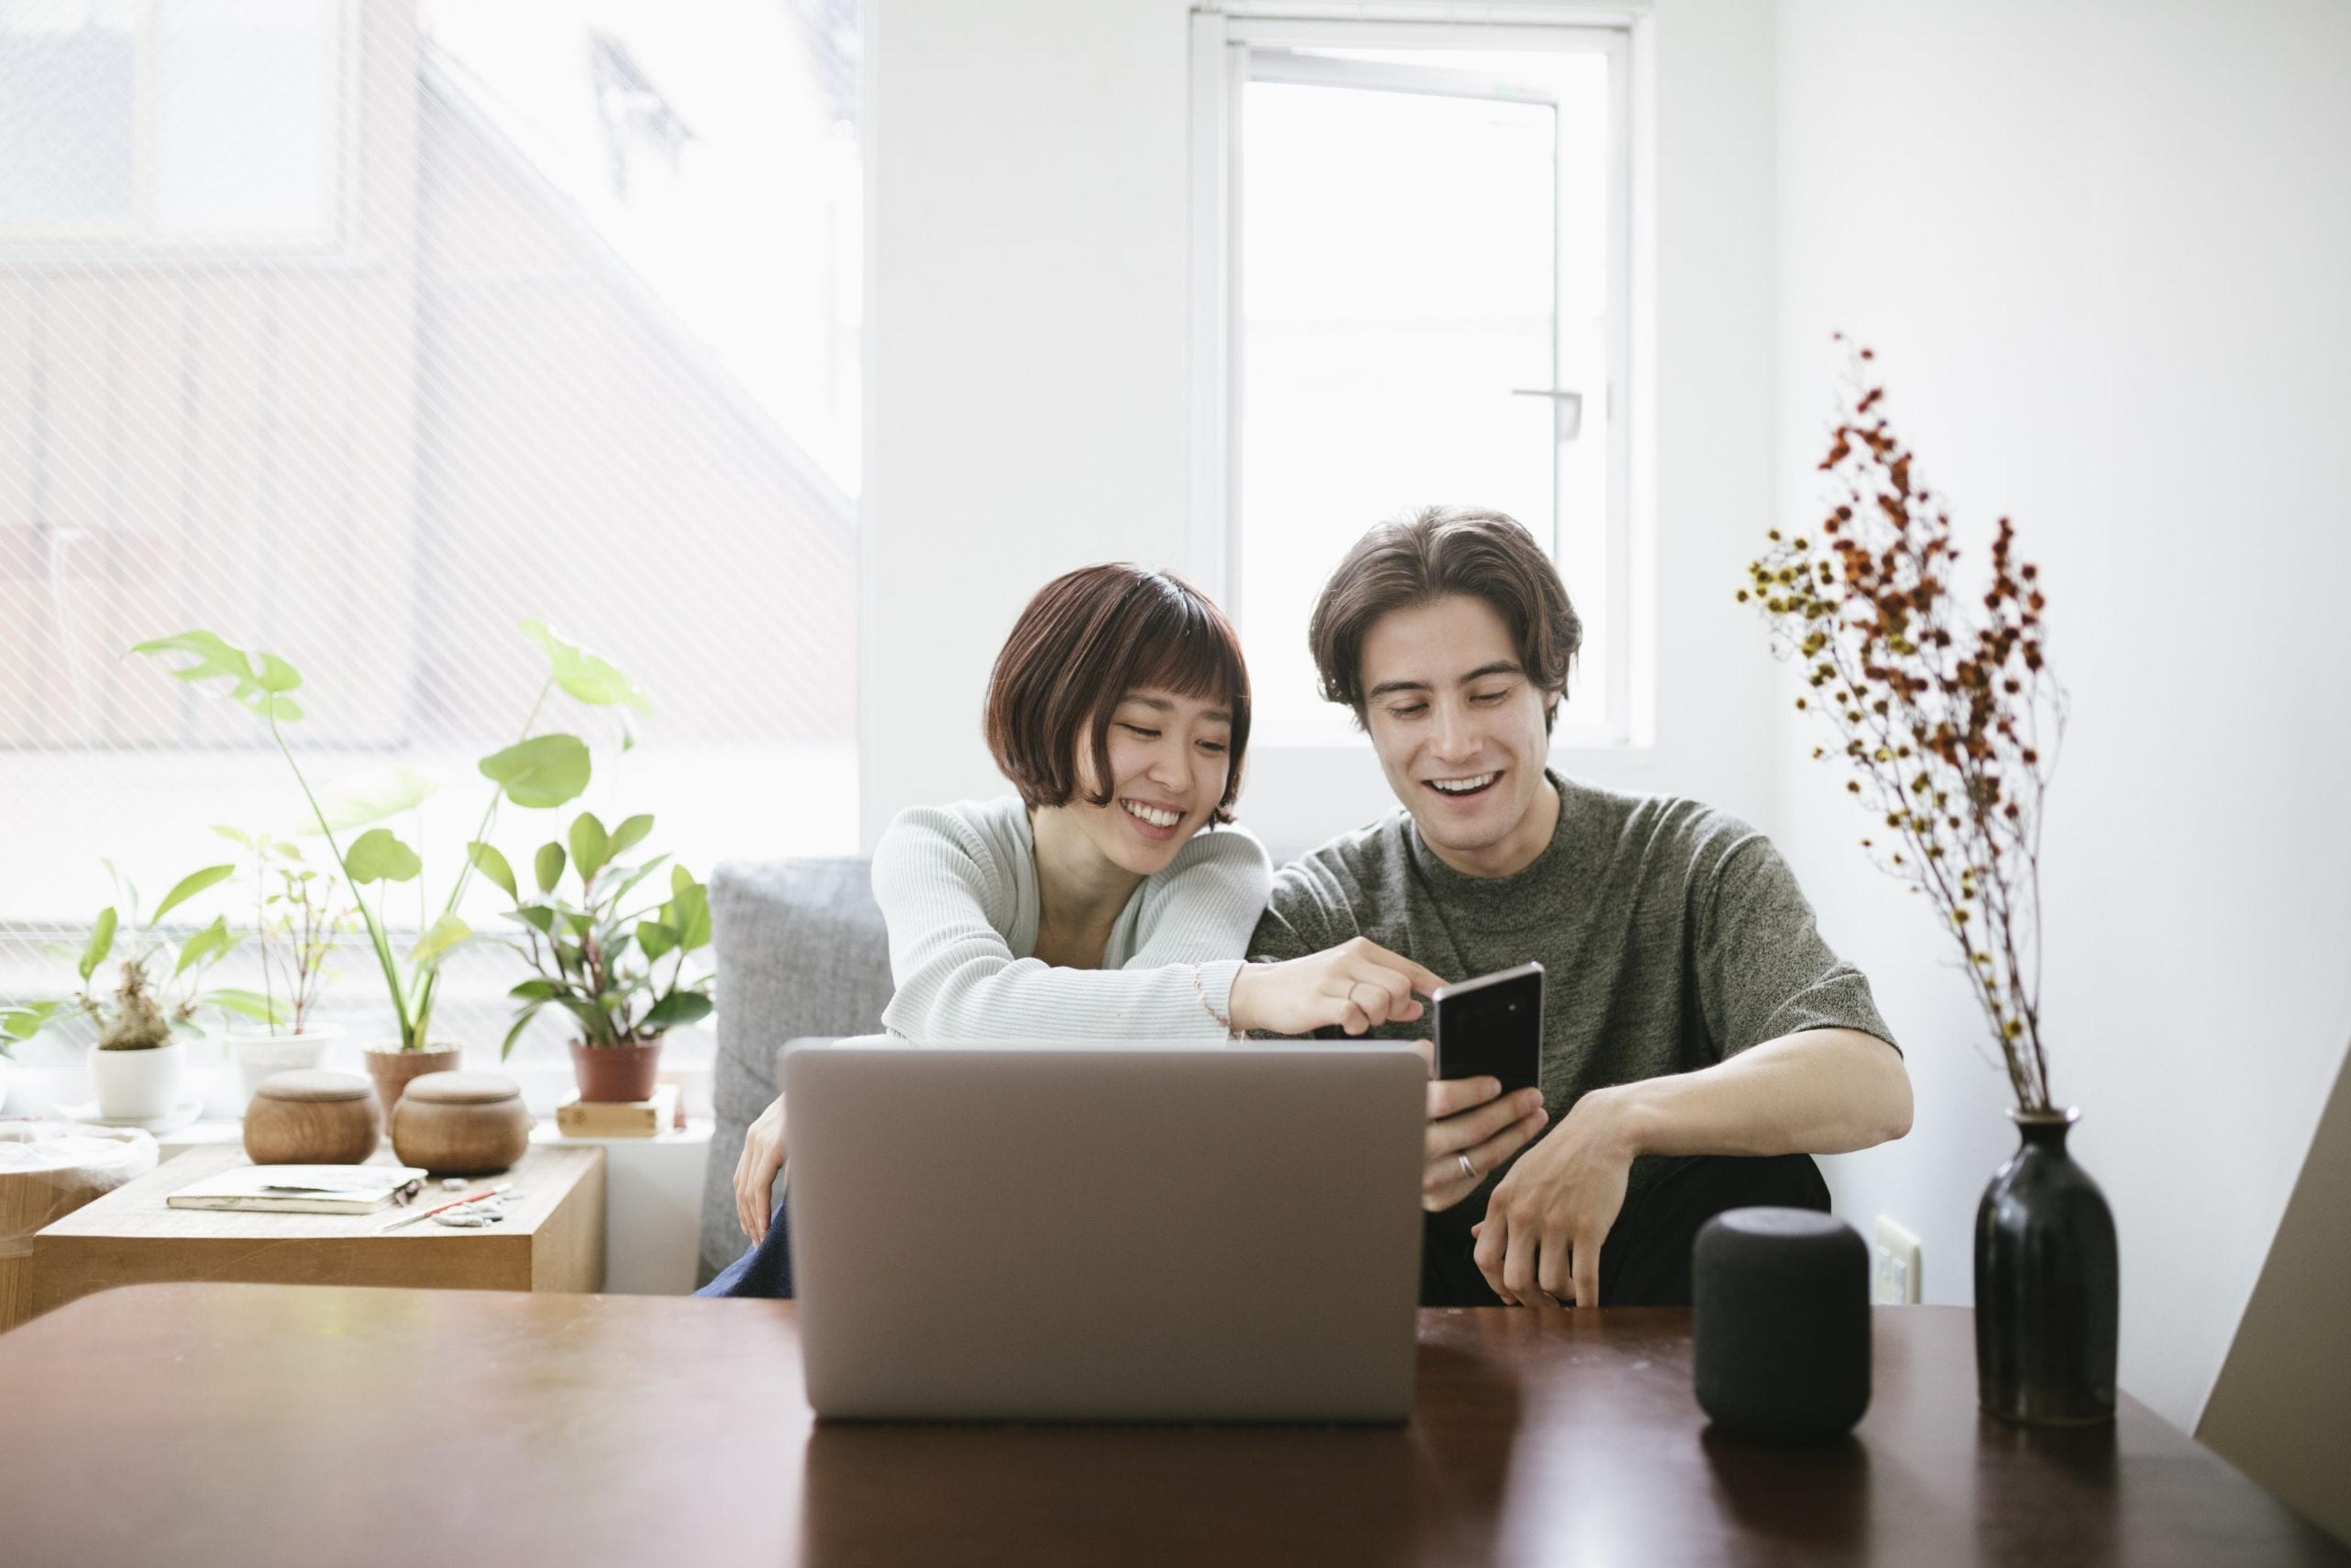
[474,809,712,1103]
[1,1002,62,1114]
[1745,342,2111,1427]
[132,621,648,1117]
[19,865,279,1122]
[213,826,355,1103]
[1,994,72,1103]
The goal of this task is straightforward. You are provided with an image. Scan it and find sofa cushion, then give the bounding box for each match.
[699,858,893,1284]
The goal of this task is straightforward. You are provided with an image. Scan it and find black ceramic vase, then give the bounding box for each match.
[1974,1108,2118,1425]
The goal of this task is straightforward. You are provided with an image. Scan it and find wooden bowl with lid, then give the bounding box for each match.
[390,1071,533,1176]
[244,1070,382,1165]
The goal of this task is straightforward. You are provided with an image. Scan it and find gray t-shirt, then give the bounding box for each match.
[1248,773,1896,1207]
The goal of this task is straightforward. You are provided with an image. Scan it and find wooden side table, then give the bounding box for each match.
[23,1142,604,1322]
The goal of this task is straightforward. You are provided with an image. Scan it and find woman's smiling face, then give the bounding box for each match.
[1064,686,1237,877]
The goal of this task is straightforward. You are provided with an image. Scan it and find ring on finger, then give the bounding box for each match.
[1457,1152,1477,1180]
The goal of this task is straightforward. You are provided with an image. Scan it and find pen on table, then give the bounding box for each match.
[380,1182,513,1231]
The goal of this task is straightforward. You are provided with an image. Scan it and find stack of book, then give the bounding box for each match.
[554,1082,683,1139]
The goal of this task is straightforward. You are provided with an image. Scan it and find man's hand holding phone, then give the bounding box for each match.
[1412,1040,1547,1212]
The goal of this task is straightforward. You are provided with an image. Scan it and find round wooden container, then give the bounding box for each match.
[242,1071,382,1165]
[391,1071,532,1176]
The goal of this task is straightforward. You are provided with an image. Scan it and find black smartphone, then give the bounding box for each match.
[1432,961,1543,1095]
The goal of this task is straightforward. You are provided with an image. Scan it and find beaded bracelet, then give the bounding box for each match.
[1191,964,1240,1039]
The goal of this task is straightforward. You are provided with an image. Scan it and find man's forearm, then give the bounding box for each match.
[1589,1028,1913,1161]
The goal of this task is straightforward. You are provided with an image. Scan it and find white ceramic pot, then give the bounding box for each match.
[91,1037,186,1121]
[0,1054,11,1113]
[228,1024,344,1107]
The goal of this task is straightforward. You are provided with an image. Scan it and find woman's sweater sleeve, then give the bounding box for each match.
[874,809,1271,1042]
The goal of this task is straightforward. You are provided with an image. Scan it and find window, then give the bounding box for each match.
[1190,18,1637,746]
[0,0,354,250]
[0,1,862,1074]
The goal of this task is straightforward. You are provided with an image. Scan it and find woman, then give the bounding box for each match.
[702,564,1463,1295]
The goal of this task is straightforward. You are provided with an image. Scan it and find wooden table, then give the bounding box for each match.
[23,1144,604,1320]
[0,1287,2337,1567]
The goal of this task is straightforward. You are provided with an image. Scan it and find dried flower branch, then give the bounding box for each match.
[1742,342,2067,1112]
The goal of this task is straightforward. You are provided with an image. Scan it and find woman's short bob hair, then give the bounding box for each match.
[985,563,1251,823]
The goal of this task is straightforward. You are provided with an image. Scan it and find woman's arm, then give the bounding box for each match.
[1123,826,1278,968]
[882,814,1442,1040]
[877,808,1267,1041]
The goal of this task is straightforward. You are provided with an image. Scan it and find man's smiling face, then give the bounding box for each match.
[1358,593,1561,879]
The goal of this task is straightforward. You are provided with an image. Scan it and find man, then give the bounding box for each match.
[1250,506,1912,1310]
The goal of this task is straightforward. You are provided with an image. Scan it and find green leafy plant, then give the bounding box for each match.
[216,826,354,1036]
[132,623,647,1052]
[472,809,713,1060]
[6,863,279,1054]
[0,1000,61,1058]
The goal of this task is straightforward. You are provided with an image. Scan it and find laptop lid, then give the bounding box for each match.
[785,1040,1427,1422]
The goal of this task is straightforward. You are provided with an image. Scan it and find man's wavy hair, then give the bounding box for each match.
[1308,506,1582,734]
[986,563,1251,822]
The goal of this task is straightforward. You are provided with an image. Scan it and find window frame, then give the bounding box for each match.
[0,0,364,258]
[1186,7,1650,751]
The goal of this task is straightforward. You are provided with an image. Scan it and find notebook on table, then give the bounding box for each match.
[165,1165,430,1214]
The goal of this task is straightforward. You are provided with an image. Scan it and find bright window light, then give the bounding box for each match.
[0,0,861,1073]
[1209,36,1630,746]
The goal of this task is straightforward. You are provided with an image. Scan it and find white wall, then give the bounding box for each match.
[863,0,2351,1435]
[863,0,1788,849]
[863,0,1196,841]
[1777,0,2351,1431]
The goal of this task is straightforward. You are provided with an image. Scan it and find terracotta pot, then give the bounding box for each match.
[229,1024,343,1107]
[570,1038,663,1103]
[390,1071,532,1176]
[92,1038,186,1120]
[243,1070,381,1165]
[364,1042,463,1121]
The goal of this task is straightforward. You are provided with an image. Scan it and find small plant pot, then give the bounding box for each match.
[570,1038,663,1103]
[364,1042,463,1122]
[229,1024,345,1108]
[92,1037,187,1121]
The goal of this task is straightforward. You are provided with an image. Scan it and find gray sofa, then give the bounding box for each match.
[699,858,893,1286]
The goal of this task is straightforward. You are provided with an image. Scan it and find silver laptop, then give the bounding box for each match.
[785,1040,1427,1422]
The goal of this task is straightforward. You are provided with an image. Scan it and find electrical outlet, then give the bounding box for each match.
[1872,1215,1922,1305]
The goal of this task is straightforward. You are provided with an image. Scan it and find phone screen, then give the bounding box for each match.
[1433,962,1543,1096]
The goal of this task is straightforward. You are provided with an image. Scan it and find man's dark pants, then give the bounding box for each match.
[703,1150,1831,1305]
[1420,1152,1831,1307]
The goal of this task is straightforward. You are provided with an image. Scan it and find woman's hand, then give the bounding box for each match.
[1228,937,1449,1036]
[1411,1041,1548,1212]
[733,1092,787,1242]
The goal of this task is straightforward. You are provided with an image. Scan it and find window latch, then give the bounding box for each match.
[1510,387,1584,444]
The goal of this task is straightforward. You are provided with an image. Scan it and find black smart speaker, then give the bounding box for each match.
[1692,1207,1872,1442]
